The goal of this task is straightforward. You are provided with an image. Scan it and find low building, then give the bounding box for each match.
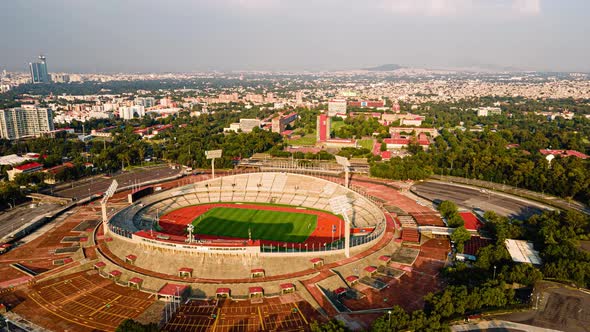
[328,99,347,117]
[271,112,298,133]
[384,132,430,150]
[504,239,542,265]
[348,100,385,108]
[7,161,44,181]
[476,107,502,117]
[239,119,261,133]
[540,149,589,160]
[389,127,438,137]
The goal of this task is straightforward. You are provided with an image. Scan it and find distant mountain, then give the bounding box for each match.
[363,64,403,71]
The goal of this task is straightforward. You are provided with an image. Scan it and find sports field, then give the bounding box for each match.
[193,206,317,243]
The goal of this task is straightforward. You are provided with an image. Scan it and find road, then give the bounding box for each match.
[0,203,61,242]
[53,164,182,200]
[412,180,551,220]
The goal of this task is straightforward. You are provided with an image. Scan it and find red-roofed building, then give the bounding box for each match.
[459,212,484,231]
[216,288,231,298]
[384,132,431,150]
[464,236,494,256]
[334,287,348,297]
[378,255,391,263]
[250,268,265,278]
[280,283,295,294]
[157,283,189,302]
[310,257,324,268]
[248,287,264,298]
[8,162,43,180]
[93,261,106,270]
[345,275,359,286]
[125,254,137,264]
[348,100,385,108]
[178,267,193,278]
[540,149,589,159]
[364,266,378,277]
[128,277,143,289]
[108,270,122,280]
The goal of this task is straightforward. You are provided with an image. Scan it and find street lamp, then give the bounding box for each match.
[388,310,392,325]
[493,265,497,280]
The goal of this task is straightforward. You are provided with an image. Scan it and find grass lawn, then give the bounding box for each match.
[193,207,317,242]
[286,130,317,146]
[359,139,374,150]
[331,119,347,131]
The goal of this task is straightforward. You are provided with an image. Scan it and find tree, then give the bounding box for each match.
[310,319,349,332]
[437,201,458,219]
[448,213,465,228]
[451,226,471,253]
[115,319,159,332]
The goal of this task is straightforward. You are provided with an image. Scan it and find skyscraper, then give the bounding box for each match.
[29,55,50,84]
[0,106,54,139]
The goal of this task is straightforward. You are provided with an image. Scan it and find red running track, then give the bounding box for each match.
[158,203,345,248]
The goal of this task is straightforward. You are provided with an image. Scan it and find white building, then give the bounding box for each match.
[134,97,156,108]
[119,105,145,120]
[239,118,261,133]
[328,99,347,117]
[0,106,54,139]
[476,107,502,117]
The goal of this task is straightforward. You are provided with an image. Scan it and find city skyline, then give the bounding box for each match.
[1,0,589,73]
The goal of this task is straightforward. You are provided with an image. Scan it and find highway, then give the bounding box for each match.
[53,164,182,200]
[0,203,62,242]
[412,180,551,220]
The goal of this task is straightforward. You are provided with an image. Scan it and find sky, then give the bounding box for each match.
[1,0,589,73]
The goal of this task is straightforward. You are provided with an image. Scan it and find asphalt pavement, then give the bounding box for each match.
[412,180,551,220]
[53,165,182,200]
[0,203,61,242]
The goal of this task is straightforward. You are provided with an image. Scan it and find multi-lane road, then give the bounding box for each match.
[53,164,182,199]
[412,180,552,220]
[0,165,183,242]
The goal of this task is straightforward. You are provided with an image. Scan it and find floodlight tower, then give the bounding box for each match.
[205,149,222,179]
[186,224,194,244]
[335,156,351,188]
[330,195,352,258]
[101,180,119,233]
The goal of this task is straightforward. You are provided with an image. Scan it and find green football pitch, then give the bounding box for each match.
[192,207,317,243]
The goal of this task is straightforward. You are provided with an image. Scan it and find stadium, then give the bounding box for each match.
[0,170,449,331]
[100,172,387,284]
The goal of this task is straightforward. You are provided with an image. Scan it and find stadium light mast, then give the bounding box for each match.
[187,224,194,244]
[335,156,351,188]
[330,195,352,258]
[101,180,119,233]
[205,149,222,179]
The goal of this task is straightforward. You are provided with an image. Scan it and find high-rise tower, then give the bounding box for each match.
[29,55,50,84]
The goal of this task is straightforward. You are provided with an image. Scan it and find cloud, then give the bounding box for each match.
[380,0,541,17]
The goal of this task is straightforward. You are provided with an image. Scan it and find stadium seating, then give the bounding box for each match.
[110,172,386,241]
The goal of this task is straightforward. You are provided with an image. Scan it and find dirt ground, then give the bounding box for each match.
[493,281,590,332]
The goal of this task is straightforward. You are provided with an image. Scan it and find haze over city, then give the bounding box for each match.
[1,1,590,332]
[1,0,589,73]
